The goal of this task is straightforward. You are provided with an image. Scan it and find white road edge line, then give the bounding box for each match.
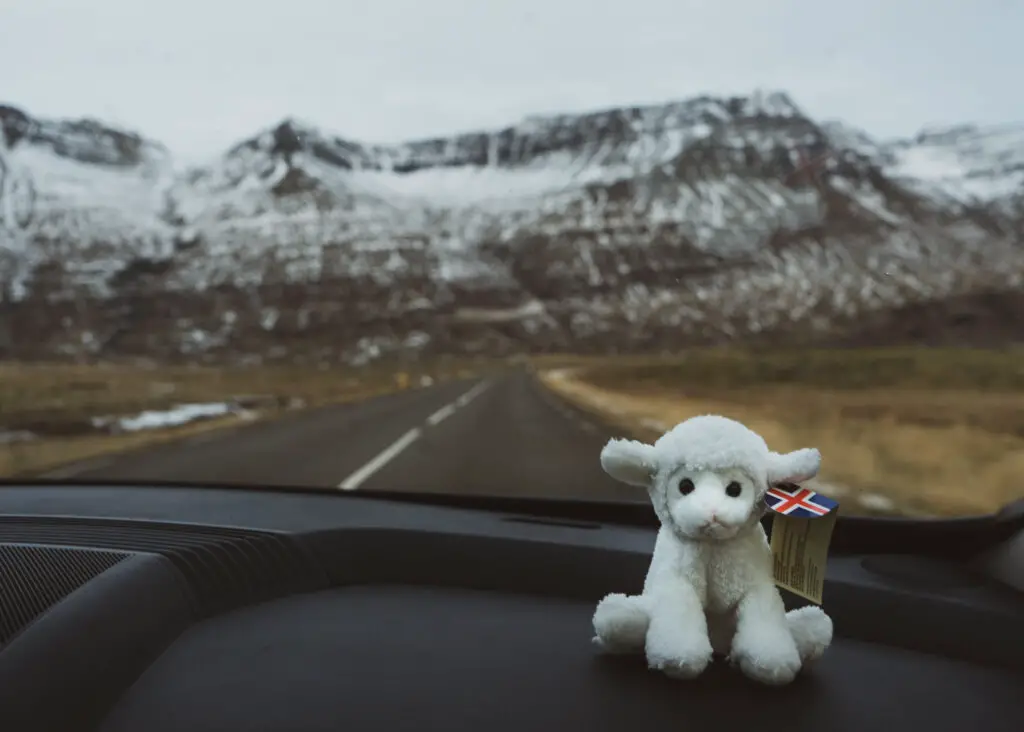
[338,427,422,491]
[42,457,113,479]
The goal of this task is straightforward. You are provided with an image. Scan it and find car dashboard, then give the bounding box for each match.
[0,481,1022,732]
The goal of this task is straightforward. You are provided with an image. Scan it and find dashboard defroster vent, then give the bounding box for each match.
[0,516,328,617]
[0,543,130,647]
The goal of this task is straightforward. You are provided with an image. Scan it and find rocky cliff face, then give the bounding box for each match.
[1,91,1021,363]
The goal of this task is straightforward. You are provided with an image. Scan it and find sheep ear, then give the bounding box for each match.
[767,448,821,485]
[600,438,657,487]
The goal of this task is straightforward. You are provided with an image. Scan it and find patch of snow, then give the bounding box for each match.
[92,402,238,433]
[805,478,848,498]
[453,299,548,323]
[11,144,176,240]
[0,429,36,444]
[857,492,896,512]
[542,368,578,383]
[403,331,431,348]
[882,123,1024,203]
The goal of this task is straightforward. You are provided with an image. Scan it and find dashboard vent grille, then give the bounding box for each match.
[0,516,328,617]
[0,543,130,647]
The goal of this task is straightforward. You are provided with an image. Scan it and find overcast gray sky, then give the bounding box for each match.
[3,0,1021,161]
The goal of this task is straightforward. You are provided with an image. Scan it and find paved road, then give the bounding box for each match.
[49,370,641,503]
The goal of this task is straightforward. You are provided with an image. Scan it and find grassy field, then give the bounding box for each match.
[536,348,1024,518]
[0,359,489,478]
[5,349,1024,517]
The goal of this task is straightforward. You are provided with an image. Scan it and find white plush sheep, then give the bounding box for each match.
[593,414,833,685]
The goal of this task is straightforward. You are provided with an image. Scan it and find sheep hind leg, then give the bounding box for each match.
[785,606,833,664]
[593,593,650,654]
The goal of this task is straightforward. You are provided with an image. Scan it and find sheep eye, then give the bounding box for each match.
[725,481,743,498]
[678,478,695,495]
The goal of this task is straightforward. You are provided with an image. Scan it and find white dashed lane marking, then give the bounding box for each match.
[426,403,457,426]
[338,427,423,491]
[337,380,491,490]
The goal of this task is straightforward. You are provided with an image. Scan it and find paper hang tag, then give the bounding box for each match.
[767,482,839,605]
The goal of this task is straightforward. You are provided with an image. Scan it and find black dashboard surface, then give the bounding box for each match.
[0,482,1022,732]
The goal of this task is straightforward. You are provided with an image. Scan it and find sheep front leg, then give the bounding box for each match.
[644,582,713,679]
[593,593,650,654]
[730,581,802,685]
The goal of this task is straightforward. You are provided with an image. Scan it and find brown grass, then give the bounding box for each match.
[534,347,1024,391]
[0,360,489,478]
[2,413,253,477]
[539,349,1024,518]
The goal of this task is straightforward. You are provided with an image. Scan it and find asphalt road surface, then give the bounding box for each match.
[46,370,642,503]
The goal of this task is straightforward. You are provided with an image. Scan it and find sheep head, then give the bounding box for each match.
[601,415,821,542]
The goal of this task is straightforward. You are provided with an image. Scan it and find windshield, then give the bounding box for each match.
[1,1,1022,520]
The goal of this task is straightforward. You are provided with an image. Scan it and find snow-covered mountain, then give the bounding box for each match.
[1,92,1022,363]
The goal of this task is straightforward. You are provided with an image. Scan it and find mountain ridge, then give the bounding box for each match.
[1,91,1022,363]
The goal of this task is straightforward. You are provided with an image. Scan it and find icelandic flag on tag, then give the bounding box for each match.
[765,483,839,518]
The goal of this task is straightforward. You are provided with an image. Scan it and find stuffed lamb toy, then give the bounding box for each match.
[593,414,833,685]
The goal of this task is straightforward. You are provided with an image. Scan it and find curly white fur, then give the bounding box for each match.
[593,415,833,685]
